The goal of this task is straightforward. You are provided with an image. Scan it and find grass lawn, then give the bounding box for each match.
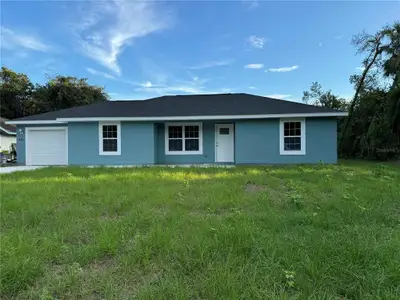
[1,161,400,299]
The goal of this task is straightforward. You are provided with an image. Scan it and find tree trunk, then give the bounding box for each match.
[339,44,383,154]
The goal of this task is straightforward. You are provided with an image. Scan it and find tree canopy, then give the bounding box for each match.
[303,22,399,160]
[303,82,348,111]
[0,67,108,120]
[340,22,399,160]
[0,67,34,119]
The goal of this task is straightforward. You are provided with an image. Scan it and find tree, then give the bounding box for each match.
[381,23,400,141]
[31,76,109,115]
[302,23,399,160]
[0,68,109,118]
[381,22,400,79]
[340,29,387,148]
[339,22,400,159]
[302,82,348,110]
[0,67,34,119]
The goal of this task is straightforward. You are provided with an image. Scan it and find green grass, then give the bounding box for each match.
[1,161,400,299]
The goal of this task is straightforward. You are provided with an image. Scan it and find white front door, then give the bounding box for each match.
[215,124,234,163]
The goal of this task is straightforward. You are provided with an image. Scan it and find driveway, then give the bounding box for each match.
[0,166,46,174]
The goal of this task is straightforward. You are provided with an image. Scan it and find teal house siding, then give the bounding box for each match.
[15,118,338,166]
[153,124,158,164]
[235,118,337,164]
[68,122,155,165]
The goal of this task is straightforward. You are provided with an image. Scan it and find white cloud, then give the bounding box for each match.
[244,64,264,69]
[36,58,61,74]
[130,58,231,96]
[182,76,210,87]
[136,85,204,94]
[355,66,378,73]
[266,65,299,73]
[86,67,116,79]
[265,94,291,99]
[249,86,257,89]
[73,0,171,75]
[134,75,231,95]
[247,35,265,49]
[135,79,200,94]
[1,26,52,52]
[108,92,148,100]
[188,60,232,70]
[133,73,202,94]
[130,80,154,88]
[243,0,259,10]
[138,58,171,86]
[219,88,232,93]
[112,86,232,100]
[15,51,29,58]
[141,81,153,88]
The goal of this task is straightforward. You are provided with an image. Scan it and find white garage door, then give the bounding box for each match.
[26,128,68,165]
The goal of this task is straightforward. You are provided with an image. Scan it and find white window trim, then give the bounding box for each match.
[279,118,306,155]
[99,122,121,155]
[165,122,203,155]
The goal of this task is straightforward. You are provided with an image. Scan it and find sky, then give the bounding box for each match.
[1,0,399,102]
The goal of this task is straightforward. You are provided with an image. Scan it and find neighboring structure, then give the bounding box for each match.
[0,118,16,153]
[7,93,347,166]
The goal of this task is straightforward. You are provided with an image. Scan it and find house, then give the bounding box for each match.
[0,118,16,153]
[6,93,347,166]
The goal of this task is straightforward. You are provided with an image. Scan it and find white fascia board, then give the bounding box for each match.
[5,120,67,125]
[6,112,348,124]
[56,112,348,122]
[0,127,16,135]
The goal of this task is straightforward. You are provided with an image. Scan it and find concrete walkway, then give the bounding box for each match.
[0,166,46,174]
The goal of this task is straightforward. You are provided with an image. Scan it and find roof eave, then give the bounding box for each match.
[0,127,17,135]
[6,112,347,124]
[57,112,348,122]
[5,120,68,125]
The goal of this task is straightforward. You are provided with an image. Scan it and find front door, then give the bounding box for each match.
[215,124,234,163]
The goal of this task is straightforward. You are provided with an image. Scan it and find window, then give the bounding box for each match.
[219,128,230,135]
[165,123,203,155]
[280,119,305,155]
[99,122,121,155]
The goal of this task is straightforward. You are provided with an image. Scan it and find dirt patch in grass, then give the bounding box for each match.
[189,208,242,218]
[244,183,266,193]
[99,214,124,221]
[138,267,163,287]
[86,255,115,274]
[266,186,287,203]
[150,206,172,217]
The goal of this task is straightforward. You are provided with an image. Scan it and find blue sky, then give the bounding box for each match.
[1,1,398,101]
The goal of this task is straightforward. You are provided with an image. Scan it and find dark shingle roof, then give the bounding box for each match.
[9,93,345,122]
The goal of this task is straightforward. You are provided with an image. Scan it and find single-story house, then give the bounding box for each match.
[7,93,347,166]
[0,118,16,153]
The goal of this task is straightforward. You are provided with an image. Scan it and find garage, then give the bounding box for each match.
[26,127,68,165]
